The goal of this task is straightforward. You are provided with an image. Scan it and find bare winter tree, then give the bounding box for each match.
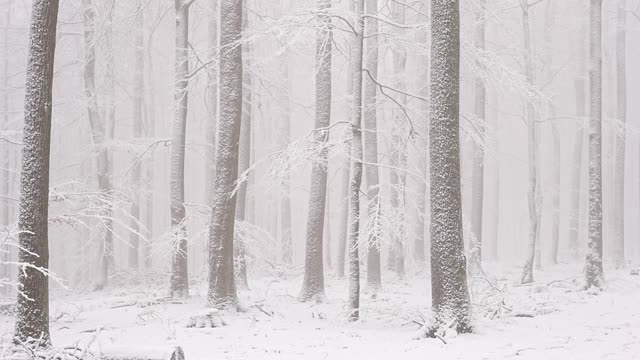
[169,0,193,299]
[613,0,626,268]
[363,0,382,289]
[348,0,365,321]
[585,0,604,289]
[520,0,541,284]
[13,0,59,346]
[427,0,472,335]
[299,0,332,302]
[208,0,243,308]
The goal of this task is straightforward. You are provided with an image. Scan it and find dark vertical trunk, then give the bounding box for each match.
[428,0,472,334]
[13,0,59,345]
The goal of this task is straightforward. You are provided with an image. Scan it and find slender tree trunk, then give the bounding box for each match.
[585,0,604,288]
[129,0,144,269]
[363,0,381,290]
[348,0,365,321]
[613,0,626,268]
[300,0,332,302]
[0,5,11,296]
[324,193,332,271]
[208,0,243,308]
[470,0,486,272]
[428,0,472,334]
[143,3,157,270]
[85,0,114,290]
[235,8,252,290]
[205,1,218,205]
[169,0,191,298]
[389,0,407,278]
[520,0,540,284]
[13,0,59,345]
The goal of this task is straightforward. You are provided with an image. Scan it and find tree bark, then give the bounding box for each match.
[428,0,472,334]
[363,0,381,290]
[207,0,243,308]
[13,0,59,345]
[585,0,604,288]
[348,0,365,321]
[205,1,218,205]
[0,4,11,296]
[169,0,191,298]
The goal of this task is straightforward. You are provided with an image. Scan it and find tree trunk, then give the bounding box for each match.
[520,0,540,284]
[129,0,144,269]
[428,0,472,334]
[205,1,218,205]
[613,0,626,268]
[207,0,243,308]
[0,5,11,296]
[470,0,486,272]
[324,193,332,271]
[169,0,191,298]
[389,0,407,278]
[363,0,381,290]
[585,0,604,288]
[13,0,59,345]
[348,0,365,321]
[299,0,332,302]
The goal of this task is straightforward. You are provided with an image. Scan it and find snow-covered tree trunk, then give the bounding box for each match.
[585,0,604,288]
[569,19,587,261]
[205,0,218,205]
[208,0,243,308]
[389,0,407,278]
[469,0,486,272]
[299,0,332,302]
[279,55,293,265]
[169,0,191,298]
[363,0,381,290]
[13,0,59,345]
[613,0,626,268]
[520,0,540,284]
[129,0,144,269]
[348,0,365,321]
[1,6,10,281]
[324,193,332,271]
[428,0,472,334]
[235,8,252,290]
[84,0,114,290]
[143,3,157,269]
[544,0,560,265]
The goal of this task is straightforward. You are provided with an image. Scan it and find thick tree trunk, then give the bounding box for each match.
[585,0,604,288]
[205,1,218,205]
[208,0,243,308]
[613,0,626,268]
[13,0,59,345]
[363,0,381,290]
[300,0,332,302]
[169,0,190,298]
[428,0,472,334]
[348,0,365,321]
[470,0,486,272]
[520,0,540,284]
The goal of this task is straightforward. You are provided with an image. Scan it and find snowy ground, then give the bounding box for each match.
[1,264,639,359]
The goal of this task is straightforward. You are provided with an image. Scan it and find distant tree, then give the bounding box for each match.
[299,0,332,302]
[427,0,472,335]
[13,0,60,345]
[208,0,243,308]
[169,0,193,299]
[585,0,604,289]
[613,0,626,268]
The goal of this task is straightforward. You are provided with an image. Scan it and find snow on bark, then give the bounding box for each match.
[169,0,191,299]
[428,0,472,334]
[208,0,243,308]
[469,0,486,273]
[299,0,332,302]
[1,7,10,279]
[363,0,381,290]
[520,0,540,285]
[585,0,604,288]
[13,0,59,345]
[613,0,626,268]
[348,0,365,321]
[205,1,218,205]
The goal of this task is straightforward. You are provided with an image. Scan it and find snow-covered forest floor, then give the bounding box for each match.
[1,263,639,359]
